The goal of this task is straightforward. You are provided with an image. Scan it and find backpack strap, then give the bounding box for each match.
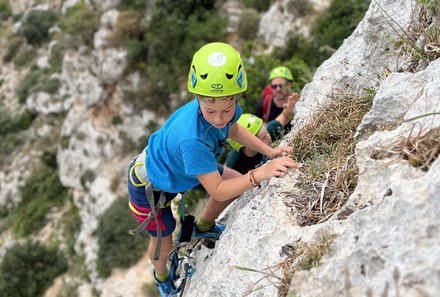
[262,85,273,122]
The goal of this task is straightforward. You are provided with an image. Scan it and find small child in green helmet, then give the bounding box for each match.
[127,42,300,296]
[226,90,297,175]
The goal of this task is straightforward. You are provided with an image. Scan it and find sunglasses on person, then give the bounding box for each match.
[271,83,286,90]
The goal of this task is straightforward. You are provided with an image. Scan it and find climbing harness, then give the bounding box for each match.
[128,151,198,296]
[128,151,172,261]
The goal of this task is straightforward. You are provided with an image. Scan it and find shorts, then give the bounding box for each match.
[127,157,224,237]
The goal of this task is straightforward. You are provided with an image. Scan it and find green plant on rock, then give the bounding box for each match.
[0,0,12,20]
[96,197,147,278]
[2,36,24,63]
[142,0,226,112]
[237,8,260,41]
[242,0,272,12]
[41,78,61,94]
[16,69,43,103]
[13,47,37,68]
[58,2,100,47]
[9,150,70,237]
[418,0,439,14]
[0,241,67,297]
[20,9,58,45]
[313,0,371,56]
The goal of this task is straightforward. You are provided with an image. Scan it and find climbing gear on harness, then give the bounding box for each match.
[188,42,247,97]
[128,151,170,261]
[192,222,226,240]
[227,113,263,151]
[269,66,293,82]
[168,194,197,296]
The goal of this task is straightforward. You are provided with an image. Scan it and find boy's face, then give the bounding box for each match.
[198,97,237,129]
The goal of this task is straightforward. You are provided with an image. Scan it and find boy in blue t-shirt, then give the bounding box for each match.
[127,42,299,296]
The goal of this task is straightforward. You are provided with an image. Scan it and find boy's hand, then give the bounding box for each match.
[268,146,293,159]
[257,156,301,180]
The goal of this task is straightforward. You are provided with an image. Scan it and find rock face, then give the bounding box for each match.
[183,0,440,296]
[258,0,331,50]
[1,0,439,296]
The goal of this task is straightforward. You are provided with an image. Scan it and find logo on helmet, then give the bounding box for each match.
[208,52,226,67]
[211,84,223,89]
[211,83,224,93]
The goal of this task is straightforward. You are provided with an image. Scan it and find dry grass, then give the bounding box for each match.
[371,124,440,171]
[278,235,336,297]
[286,89,373,226]
[231,235,335,297]
[379,0,440,72]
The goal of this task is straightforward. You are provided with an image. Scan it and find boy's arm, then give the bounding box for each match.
[197,155,300,201]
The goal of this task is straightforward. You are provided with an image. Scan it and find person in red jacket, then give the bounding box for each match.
[254,66,298,134]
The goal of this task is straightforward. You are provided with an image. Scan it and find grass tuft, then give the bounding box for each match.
[287,89,373,226]
[371,124,440,171]
[279,235,336,297]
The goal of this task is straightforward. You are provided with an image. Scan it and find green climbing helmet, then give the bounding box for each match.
[269,66,293,82]
[228,113,263,151]
[188,42,247,97]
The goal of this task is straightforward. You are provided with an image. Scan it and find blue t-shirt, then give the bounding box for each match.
[145,99,242,193]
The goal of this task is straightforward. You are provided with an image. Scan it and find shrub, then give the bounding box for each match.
[237,8,261,41]
[242,0,272,12]
[287,0,313,18]
[49,42,66,73]
[0,108,36,136]
[58,2,100,47]
[0,0,11,20]
[108,10,146,46]
[20,9,58,45]
[96,197,147,278]
[0,241,67,297]
[118,0,147,11]
[41,78,61,94]
[9,153,70,237]
[16,70,43,103]
[139,0,226,112]
[13,47,37,68]
[418,0,438,14]
[313,0,371,52]
[2,36,24,63]
[63,199,81,256]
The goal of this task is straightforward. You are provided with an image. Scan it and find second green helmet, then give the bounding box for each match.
[188,42,247,97]
[228,114,263,151]
[269,66,293,81]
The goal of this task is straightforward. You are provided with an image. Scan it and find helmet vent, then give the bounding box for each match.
[200,73,208,80]
[226,73,233,79]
